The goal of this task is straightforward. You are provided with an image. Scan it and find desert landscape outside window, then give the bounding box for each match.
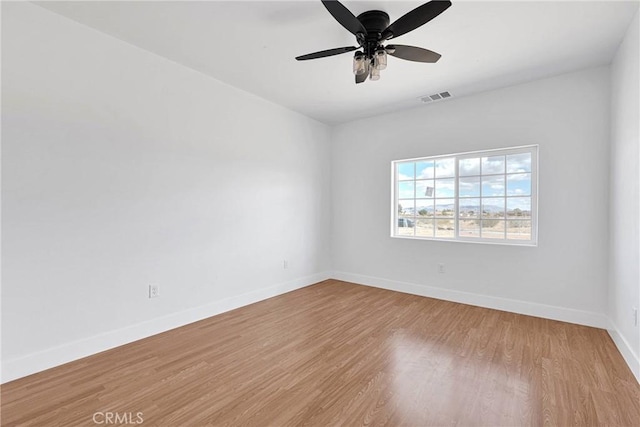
[392,145,538,245]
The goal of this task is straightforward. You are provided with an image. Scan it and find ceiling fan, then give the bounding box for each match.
[296,0,452,84]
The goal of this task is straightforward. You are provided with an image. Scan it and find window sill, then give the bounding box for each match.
[390,234,538,247]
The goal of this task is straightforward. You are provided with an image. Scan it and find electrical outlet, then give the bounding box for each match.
[438,263,445,274]
[633,307,638,327]
[283,260,288,269]
[149,284,160,299]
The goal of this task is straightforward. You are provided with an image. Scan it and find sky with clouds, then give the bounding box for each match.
[397,152,533,214]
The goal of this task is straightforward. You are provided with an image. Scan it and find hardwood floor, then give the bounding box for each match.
[2,280,639,426]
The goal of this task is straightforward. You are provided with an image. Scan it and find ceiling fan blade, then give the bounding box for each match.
[382,0,451,40]
[296,46,359,61]
[387,45,441,63]
[321,0,367,36]
[356,72,368,84]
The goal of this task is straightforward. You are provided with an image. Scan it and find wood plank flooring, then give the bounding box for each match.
[2,280,639,426]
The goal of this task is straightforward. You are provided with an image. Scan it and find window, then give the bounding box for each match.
[392,145,537,245]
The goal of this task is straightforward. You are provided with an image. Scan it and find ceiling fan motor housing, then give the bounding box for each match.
[356,10,390,55]
[357,10,390,34]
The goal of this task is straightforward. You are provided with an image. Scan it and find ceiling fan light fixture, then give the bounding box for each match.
[353,51,367,75]
[370,62,381,81]
[375,48,387,70]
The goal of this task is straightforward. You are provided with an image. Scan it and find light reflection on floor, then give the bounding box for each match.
[388,329,530,424]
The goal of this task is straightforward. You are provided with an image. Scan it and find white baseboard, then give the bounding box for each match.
[332,271,609,329]
[336,271,640,384]
[607,322,640,384]
[6,272,630,385]
[1,271,331,384]
[332,271,640,383]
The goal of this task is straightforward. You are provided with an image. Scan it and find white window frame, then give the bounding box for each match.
[391,145,538,246]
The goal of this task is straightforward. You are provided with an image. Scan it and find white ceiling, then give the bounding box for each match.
[35,1,639,124]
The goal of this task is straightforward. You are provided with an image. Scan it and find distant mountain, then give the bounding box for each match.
[403,203,529,215]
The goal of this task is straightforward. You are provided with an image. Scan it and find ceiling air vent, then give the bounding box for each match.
[419,91,452,103]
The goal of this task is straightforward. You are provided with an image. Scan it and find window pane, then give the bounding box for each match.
[435,199,455,217]
[436,219,455,238]
[416,161,435,179]
[482,198,505,218]
[415,180,435,198]
[482,155,505,174]
[459,157,480,176]
[415,218,434,237]
[507,197,532,218]
[459,220,480,238]
[398,200,414,216]
[397,216,415,236]
[435,158,455,178]
[458,198,480,218]
[507,153,531,173]
[435,178,455,198]
[482,176,505,196]
[397,162,415,180]
[398,181,415,199]
[416,200,433,217]
[481,219,505,239]
[507,220,531,240]
[507,173,531,196]
[459,176,480,197]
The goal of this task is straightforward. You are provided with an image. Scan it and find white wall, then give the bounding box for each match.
[609,9,640,381]
[1,3,331,382]
[331,67,611,327]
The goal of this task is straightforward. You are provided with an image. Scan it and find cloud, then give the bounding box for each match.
[507,173,530,182]
[435,158,455,178]
[506,153,531,173]
[482,156,505,174]
[482,177,505,196]
[416,161,435,179]
[459,158,480,176]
